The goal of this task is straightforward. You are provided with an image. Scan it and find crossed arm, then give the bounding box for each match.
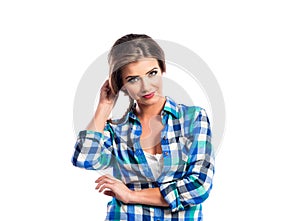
[73,109,214,211]
[95,174,169,207]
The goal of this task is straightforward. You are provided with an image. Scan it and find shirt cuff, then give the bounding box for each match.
[159,181,185,212]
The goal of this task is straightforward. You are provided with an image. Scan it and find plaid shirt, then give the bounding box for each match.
[72,96,214,221]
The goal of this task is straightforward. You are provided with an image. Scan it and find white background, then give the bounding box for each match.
[1,1,299,220]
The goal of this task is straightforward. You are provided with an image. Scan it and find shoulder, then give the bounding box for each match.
[178,103,204,117]
[167,96,207,121]
[167,97,210,134]
[172,103,211,141]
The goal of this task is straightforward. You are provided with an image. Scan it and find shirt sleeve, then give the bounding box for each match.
[158,108,215,212]
[71,124,114,170]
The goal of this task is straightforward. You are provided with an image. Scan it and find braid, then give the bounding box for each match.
[108,96,135,125]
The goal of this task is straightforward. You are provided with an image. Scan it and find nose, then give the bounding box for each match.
[140,76,151,93]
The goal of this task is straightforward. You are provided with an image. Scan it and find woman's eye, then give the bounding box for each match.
[149,70,158,77]
[128,77,139,83]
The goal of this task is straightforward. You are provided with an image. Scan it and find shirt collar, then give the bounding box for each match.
[162,96,180,119]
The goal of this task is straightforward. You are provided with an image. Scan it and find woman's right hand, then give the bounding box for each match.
[86,79,118,132]
[99,79,118,107]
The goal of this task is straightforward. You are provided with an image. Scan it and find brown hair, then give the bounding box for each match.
[107,34,166,124]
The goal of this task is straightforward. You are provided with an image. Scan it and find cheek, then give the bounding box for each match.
[124,85,141,99]
[152,76,163,88]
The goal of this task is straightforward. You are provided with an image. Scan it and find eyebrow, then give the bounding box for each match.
[125,67,158,80]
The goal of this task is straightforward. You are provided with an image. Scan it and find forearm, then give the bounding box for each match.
[130,187,169,207]
[86,105,112,133]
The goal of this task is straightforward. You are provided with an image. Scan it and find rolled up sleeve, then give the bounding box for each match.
[159,109,215,212]
[71,126,114,170]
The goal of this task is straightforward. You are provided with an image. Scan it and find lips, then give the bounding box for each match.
[142,92,155,99]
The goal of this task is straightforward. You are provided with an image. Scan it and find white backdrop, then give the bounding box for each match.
[1,1,299,220]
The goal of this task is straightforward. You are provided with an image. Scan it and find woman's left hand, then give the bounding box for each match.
[95,174,133,204]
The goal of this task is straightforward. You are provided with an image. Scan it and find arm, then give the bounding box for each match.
[158,108,214,212]
[86,79,116,133]
[71,128,113,170]
[130,187,169,207]
[95,175,169,207]
[72,80,117,170]
[95,109,214,209]
[86,105,112,133]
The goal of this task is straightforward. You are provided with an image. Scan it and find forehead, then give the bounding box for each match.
[122,58,159,77]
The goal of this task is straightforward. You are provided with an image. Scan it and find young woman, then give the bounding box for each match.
[72,34,214,220]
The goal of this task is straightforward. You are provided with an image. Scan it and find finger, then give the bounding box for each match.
[101,80,108,90]
[105,80,113,91]
[95,176,103,183]
[101,81,112,93]
[95,179,109,190]
[95,174,114,183]
[103,79,109,87]
[95,174,110,183]
[95,182,101,190]
[103,190,115,197]
[99,183,113,193]
[95,177,114,189]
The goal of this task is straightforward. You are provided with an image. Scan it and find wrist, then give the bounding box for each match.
[127,190,137,204]
[95,104,112,120]
[86,106,111,132]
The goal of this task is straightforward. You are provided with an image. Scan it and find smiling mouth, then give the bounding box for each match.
[142,92,155,99]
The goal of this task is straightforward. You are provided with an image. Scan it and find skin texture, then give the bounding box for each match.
[122,58,165,154]
[86,79,118,133]
[93,58,169,207]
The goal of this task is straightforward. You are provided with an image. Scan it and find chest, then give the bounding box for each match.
[139,117,164,155]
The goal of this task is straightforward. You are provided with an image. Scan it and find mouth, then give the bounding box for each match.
[142,92,155,99]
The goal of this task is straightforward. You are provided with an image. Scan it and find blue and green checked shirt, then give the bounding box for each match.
[72,96,214,221]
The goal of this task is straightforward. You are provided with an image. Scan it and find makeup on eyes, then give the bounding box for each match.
[125,67,159,83]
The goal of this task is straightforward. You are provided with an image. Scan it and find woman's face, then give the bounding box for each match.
[121,58,164,106]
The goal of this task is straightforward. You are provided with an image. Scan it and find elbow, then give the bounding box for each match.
[195,185,212,204]
[71,154,99,170]
[71,156,83,168]
[71,142,98,170]
[179,175,213,208]
[194,177,213,204]
[71,148,85,168]
[72,159,100,170]
[71,156,85,168]
[196,165,214,203]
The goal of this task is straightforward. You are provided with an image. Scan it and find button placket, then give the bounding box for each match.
[161,135,170,158]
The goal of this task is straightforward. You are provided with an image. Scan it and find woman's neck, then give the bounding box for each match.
[135,97,166,121]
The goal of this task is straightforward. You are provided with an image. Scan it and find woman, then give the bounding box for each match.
[72,34,214,220]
